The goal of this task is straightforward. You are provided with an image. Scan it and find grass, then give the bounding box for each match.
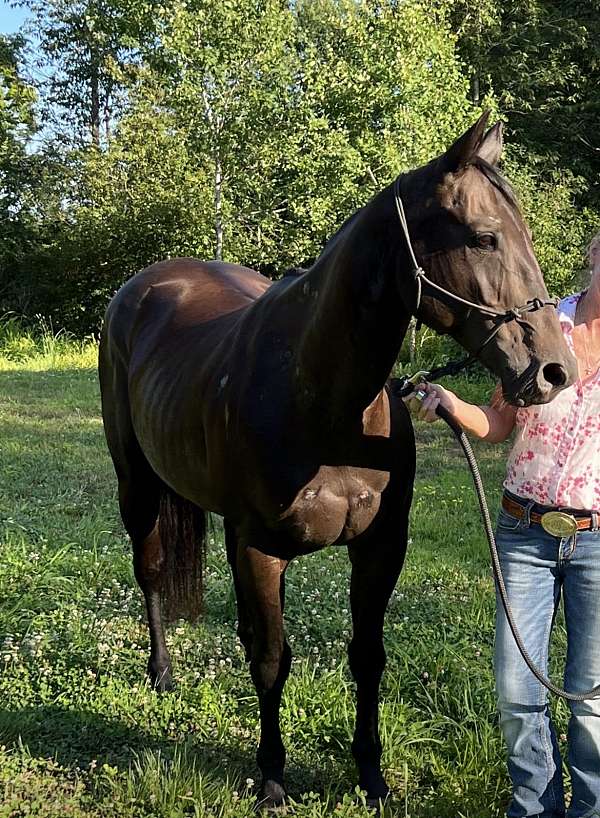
[0,333,572,818]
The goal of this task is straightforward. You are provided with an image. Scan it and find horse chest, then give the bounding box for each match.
[279,467,388,548]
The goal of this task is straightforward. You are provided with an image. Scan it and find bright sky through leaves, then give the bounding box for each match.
[0,2,27,34]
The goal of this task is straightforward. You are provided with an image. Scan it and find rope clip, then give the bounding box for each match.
[408,369,431,385]
[395,369,431,399]
[408,370,431,399]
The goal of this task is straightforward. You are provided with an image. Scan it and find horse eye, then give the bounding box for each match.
[472,232,497,250]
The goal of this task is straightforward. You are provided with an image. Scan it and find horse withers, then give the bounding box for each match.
[99,112,576,808]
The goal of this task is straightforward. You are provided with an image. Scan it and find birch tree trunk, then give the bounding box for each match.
[90,62,100,148]
[214,149,223,260]
[90,56,100,147]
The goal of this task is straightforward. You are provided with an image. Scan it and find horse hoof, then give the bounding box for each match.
[365,796,387,814]
[148,664,173,692]
[363,783,390,813]
[255,779,286,811]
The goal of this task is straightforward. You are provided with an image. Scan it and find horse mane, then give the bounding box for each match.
[472,157,519,210]
[283,266,307,278]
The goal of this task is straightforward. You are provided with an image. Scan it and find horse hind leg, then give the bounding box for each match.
[117,454,206,692]
[101,366,204,691]
[125,483,172,691]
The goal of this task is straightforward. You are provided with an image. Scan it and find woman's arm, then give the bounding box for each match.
[408,382,517,442]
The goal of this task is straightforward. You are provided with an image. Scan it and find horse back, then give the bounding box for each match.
[103,258,270,344]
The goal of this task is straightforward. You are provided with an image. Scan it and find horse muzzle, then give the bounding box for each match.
[504,354,577,407]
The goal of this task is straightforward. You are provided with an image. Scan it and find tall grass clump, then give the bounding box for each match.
[0,314,98,370]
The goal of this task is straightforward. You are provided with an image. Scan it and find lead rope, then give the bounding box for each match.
[434,401,600,702]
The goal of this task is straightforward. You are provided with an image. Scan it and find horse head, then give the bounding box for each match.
[398,112,577,406]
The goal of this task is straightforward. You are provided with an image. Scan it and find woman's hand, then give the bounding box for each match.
[402,380,516,440]
[404,382,456,423]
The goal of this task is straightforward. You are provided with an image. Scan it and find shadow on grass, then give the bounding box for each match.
[0,705,166,770]
[0,704,328,798]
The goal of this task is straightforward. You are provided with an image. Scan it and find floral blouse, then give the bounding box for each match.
[503,292,600,510]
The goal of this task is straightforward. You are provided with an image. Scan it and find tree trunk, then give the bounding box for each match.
[471,73,480,105]
[409,317,416,367]
[104,81,112,145]
[214,150,223,261]
[90,53,100,147]
[201,87,224,260]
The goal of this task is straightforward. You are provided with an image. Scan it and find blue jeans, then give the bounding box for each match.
[495,504,600,818]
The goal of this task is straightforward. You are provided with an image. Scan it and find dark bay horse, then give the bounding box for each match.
[99,113,576,807]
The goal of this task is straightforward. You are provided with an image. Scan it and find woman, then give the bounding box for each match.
[411,234,600,818]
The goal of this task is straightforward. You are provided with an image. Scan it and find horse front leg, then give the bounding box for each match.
[347,524,408,807]
[237,542,291,808]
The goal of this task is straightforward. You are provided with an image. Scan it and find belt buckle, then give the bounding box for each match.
[540,511,578,537]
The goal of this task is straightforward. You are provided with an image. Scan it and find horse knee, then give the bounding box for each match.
[237,622,253,661]
[251,642,291,693]
[133,528,166,589]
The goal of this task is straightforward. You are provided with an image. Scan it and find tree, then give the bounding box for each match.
[17,0,159,146]
[2,0,486,327]
[0,33,39,310]
[5,0,595,332]
[148,0,300,262]
[451,0,600,203]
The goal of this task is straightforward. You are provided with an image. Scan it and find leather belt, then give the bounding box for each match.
[502,494,597,533]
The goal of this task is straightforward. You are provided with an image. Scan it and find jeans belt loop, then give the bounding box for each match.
[523,499,535,528]
[592,511,599,532]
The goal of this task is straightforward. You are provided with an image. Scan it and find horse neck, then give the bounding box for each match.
[294,187,413,426]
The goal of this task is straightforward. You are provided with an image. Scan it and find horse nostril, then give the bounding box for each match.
[542,362,568,388]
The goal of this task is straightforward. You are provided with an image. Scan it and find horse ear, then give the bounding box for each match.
[440,110,491,172]
[477,121,504,166]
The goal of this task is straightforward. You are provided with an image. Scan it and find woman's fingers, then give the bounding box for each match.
[402,382,441,422]
[403,383,428,416]
[419,393,440,422]
[402,380,456,422]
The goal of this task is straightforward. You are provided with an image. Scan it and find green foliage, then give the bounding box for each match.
[154,0,301,264]
[1,0,598,333]
[16,0,159,145]
[451,0,600,252]
[277,0,482,264]
[3,0,487,330]
[33,104,215,328]
[452,0,600,174]
[0,314,97,367]
[0,34,38,287]
[506,151,597,295]
[0,34,35,140]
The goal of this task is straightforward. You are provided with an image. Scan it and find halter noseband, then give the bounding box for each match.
[393,175,558,384]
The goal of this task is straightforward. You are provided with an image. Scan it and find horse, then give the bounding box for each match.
[98,112,576,808]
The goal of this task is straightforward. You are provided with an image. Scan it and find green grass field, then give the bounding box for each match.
[0,341,572,818]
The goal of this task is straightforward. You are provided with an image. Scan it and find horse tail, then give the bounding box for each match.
[158,487,207,623]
